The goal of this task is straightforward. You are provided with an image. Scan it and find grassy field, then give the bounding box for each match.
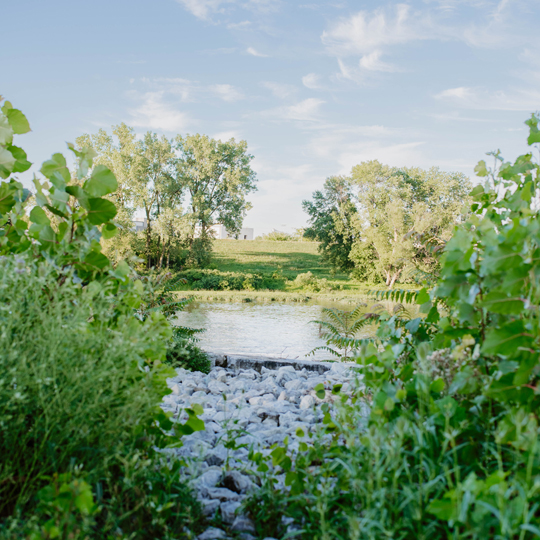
[211,239,345,280]
[171,239,414,303]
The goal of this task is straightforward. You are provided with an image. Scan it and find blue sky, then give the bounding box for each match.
[3,0,540,235]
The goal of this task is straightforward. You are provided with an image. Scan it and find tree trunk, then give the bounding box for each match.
[388,268,402,289]
[144,205,152,269]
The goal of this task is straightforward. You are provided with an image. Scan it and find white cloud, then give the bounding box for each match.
[261,81,296,99]
[246,47,269,57]
[322,4,436,57]
[176,0,231,20]
[256,98,325,122]
[358,50,399,72]
[129,92,192,132]
[212,130,242,141]
[435,86,540,111]
[227,20,251,29]
[302,73,322,89]
[210,84,244,102]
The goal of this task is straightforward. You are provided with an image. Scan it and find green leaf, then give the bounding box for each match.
[9,145,31,173]
[296,428,305,437]
[84,250,110,270]
[0,114,14,145]
[474,160,488,177]
[0,182,16,213]
[0,146,16,178]
[314,383,326,400]
[6,108,31,135]
[84,164,118,197]
[481,291,524,315]
[101,222,118,239]
[430,378,445,394]
[427,498,455,521]
[29,206,50,225]
[525,114,540,145]
[40,153,70,184]
[416,287,430,304]
[65,185,90,210]
[482,320,533,356]
[86,198,117,225]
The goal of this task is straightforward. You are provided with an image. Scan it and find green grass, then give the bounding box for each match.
[211,239,345,280]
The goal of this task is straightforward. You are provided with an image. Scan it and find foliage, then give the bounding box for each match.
[176,133,257,264]
[77,124,188,269]
[293,271,337,292]
[0,99,123,285]
[175,268,286,291]
[246,115,540,539]
[0,256,204,537]
[307,305,372,361]
[350,161,472,287]
[166,327,211,374]
[303,175,358,271]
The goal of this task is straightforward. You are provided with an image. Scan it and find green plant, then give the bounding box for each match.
[166,327,211,373]
[307,305,371,361]
[245,115,540,539]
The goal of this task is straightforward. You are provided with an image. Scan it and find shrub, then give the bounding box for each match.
[176,268,285,291]
[166,327,211,373]
[293,271,336,292]
[245,115,540,539]
[0,256,203,537]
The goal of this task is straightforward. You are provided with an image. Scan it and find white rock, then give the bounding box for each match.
[198,527,229,540]
[221,501,242,524]
[299,395,315,409]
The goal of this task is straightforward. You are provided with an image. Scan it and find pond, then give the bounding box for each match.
[173,301,377,361]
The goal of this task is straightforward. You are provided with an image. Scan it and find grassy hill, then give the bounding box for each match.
[211,239,349,280]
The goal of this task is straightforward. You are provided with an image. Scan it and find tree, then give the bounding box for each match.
[175,134,257,261]
[302,176,357,271]
[77,125,186,268]
[350,160,471,287]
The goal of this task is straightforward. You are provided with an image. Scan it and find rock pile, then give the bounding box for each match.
[162,361,359,540]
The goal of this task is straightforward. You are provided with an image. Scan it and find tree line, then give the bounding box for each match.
[303,160,472,286]
[76,124,257,269]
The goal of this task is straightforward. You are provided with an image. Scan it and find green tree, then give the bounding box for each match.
[302,175,357,271]
[350,161,471,287]
[77,125,186,268]
[175,134,257,263]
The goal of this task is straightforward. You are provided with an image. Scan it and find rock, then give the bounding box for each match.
[198,527,229,540]
[299,395,315,409]
[204,444,227,466]
[231,515,256,533]
[221,471,252,493]
[208,381,229,394]
[206,487,240,501]
[201,498,221,517]
[275,366,297,385]
[221,500,242,524]
[197,469,222,489]
[284,379,304,392]
[277,390,287,401]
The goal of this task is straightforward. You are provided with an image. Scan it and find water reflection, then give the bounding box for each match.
[172,301,373,361]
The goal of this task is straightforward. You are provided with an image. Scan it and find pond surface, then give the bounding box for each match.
[173,301,375,361]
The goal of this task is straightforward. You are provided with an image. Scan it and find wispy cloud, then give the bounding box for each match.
[175,0,231,21]
[359,50,400,72]
[129,91,192,132]
[176,0,279,21]
[246,46,269,57]
[258,98,325,122]
[302,73,323,89]
[435,86,540,111]
[261,81,297,99]
[210,84,244,102]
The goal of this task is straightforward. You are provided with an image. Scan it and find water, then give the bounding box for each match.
[173,301,373,361]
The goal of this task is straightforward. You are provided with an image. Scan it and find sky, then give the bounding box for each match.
[3,0,540,235]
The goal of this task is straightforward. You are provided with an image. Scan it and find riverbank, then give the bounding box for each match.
[164,358,361,539]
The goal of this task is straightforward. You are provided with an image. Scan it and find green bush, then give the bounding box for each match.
[293,271,336,292]
[166,327,211,373]
[176,268,285,291]
[0,256,203,537]
[246,115,540,539]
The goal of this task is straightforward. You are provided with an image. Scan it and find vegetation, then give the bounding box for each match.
[246,115,540,539]
[303,163,471,286]
[0,99,205,538]
[76,125,257,270]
